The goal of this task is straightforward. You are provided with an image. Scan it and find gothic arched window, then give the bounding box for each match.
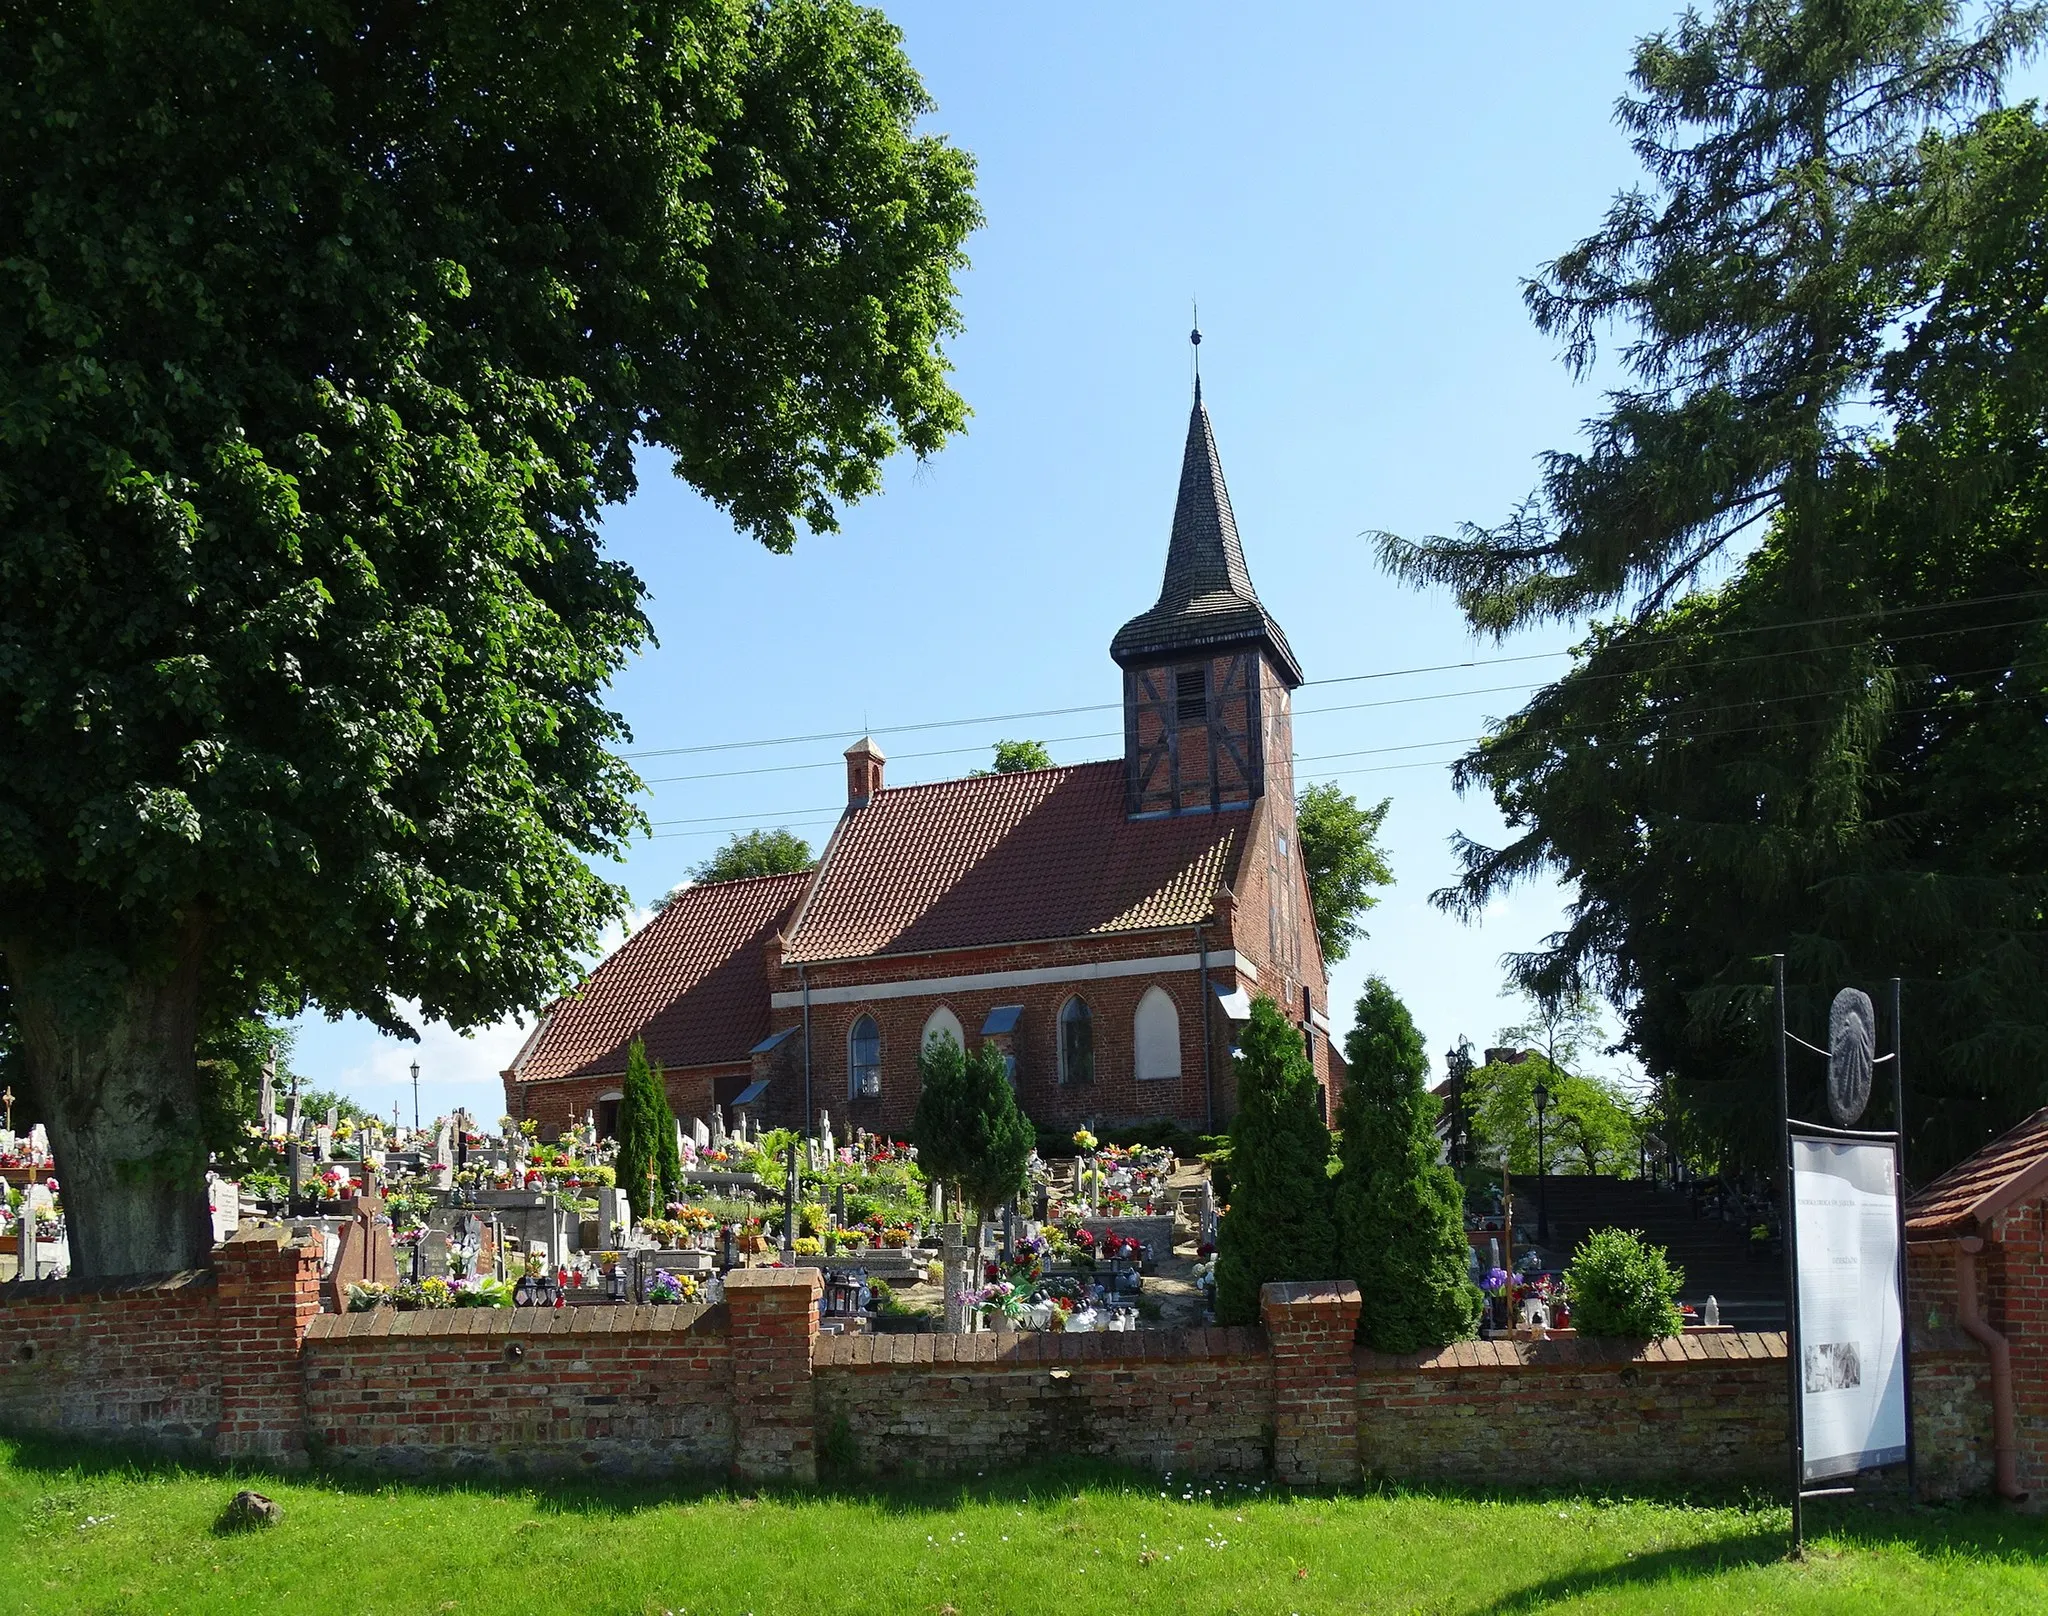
[1134,985,1181,1081]
[921,1005,964,1055]
[849,1014,882,1100]
[1059,997,1094,1086]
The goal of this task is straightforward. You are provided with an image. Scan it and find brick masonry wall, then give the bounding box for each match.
[302,1304,734,1478]
[0,1246,2024,1499]
[215,1228,324,1466]
[813,1327,1273,1478]
[1354,1334,1790,1489]
[0,1271,220,1456]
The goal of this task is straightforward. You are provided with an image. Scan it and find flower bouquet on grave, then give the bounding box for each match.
[880,1220,916,1249]
[735,1217,766,1254]
[647,1268,702,1305]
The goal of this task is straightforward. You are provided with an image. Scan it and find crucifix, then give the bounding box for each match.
[1,1087,12,1132]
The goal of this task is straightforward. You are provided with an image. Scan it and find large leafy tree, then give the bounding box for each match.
[1334,978,1480,1351]
[1294,783,1393,964]
[1377,0,2048,1177]
[0,0,978,1274]
[1213,996,1337,1326]
[689,829,816,885]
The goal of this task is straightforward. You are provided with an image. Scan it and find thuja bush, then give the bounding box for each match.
[1213,997,1336,1326]
[1565,1227,1685,1339]
[1334,977,1481,1350]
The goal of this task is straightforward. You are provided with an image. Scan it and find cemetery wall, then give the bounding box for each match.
[0,1270,221,1456]
[812,1326,1273,1477]
[300,1303,734,1478]
[1352,1334,1788,1488]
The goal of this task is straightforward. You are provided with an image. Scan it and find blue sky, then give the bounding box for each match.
[292,2,1998,1123]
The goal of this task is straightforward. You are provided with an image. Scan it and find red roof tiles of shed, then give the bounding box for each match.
[1905,1106,2048,1239]
[783,761,1241,964]
[508,870,808,1085]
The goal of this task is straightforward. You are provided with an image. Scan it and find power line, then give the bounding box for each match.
[630,607,2048,794]
[643,660,2048,832]
[617,587,2048,762]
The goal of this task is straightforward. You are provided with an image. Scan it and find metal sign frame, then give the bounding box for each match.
[1774,955,1914,1554]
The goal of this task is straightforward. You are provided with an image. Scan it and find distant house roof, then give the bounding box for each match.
[1905,1107,2048,1240]
[508,870,809,1085]
[1109,382,1302,686]
[782,760,1242,965]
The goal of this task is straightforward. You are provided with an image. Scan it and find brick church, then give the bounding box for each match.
[503,384,1340,1141]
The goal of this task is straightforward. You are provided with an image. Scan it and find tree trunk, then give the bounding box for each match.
[5,922,213,1278]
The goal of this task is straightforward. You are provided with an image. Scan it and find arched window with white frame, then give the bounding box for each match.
[1134,985,1181,1081]
[849,1014,882,1100]
[921,1005,964,1055]
[1059,996,1094,1086]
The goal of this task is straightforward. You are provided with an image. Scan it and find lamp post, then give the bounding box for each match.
[1532,1081,1551,1245]
[410,1060,421,1135]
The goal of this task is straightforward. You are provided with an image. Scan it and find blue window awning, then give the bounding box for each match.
[733,1079,771,1107]
[1211,983,1254,1022]
[981,1004,1024,1036]
[749,1026,799,1055]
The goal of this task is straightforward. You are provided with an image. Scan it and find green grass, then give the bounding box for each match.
[1,1435,2044,1615]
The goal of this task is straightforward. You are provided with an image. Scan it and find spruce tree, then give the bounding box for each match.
[1213,997,1337,1326]
[1335,978,1482,1350]
[613,1038,666,1226]
[956,1041,1034,1219]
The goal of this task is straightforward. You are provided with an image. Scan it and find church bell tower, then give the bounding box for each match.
[1110,380,1303,819]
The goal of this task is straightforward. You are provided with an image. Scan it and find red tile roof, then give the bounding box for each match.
[508,870,808,1085]
[1905,1107,2048,1239]
[783,761,1241,963]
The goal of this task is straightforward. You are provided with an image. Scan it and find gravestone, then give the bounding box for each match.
[326,1193,397,1312]
[258,1063,276,1137]
[420,1228,451,1279]
[710,1105,726,1148]
[208,1176,240,1245]
[597,1187,632,1241]
[941,1240,973,1334]
[692,1115,711,1148]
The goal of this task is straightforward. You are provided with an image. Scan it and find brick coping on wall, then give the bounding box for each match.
[304,1302,724,1340]
[1355,1332,1789,1372]
[815,1325,1263,1367]
[2,1269,216,1302]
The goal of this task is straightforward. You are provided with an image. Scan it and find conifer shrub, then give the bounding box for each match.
[913,1033,1033,1219]
[614,1039,680,1220]
[1564,1227,1685,1339]
[1334,977,1482,1350]
[1213,996,1337,1325]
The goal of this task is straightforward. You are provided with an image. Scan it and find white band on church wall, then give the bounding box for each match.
[770,949,1251,1010]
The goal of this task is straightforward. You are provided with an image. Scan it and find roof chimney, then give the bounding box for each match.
[845,736,886,807]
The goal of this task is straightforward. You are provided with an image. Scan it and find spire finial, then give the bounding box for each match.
[1190,301,1202,397]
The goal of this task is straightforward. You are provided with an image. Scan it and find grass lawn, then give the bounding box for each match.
[1,1436,2043,1615]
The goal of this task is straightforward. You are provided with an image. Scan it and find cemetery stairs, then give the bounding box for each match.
[1519,1175,1787,1330]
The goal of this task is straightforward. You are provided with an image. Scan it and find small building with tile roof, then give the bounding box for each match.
[1904,1107,2048,1501]
[504,383,1339,1140]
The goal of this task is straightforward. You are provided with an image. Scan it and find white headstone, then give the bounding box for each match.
[259,1063,276,1136]
[29,1123,48,1158]
[208,1176,240,1245]
[692,1115,710,1148]
[315,1124,333,1162]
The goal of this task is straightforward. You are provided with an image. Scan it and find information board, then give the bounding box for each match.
[1791,1137,1907,1481]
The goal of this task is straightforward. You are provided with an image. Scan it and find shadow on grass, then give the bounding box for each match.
[6,1425,2046,1574]
[0,1428,1174,1521]
[1466,1492,2048,1614]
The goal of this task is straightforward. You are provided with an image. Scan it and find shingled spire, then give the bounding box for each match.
[1109,381,1303,686]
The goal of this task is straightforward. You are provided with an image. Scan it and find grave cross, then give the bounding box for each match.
[1,1087,11,1132]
